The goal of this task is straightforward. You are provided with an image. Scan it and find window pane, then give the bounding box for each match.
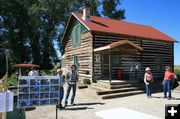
[112,54,121,66]
[77,25,81,44]
[72,28,75,47]
[72,24,81,47]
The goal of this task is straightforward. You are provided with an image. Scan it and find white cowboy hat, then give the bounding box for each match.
[145,67,151,71]
[57,69,61,73]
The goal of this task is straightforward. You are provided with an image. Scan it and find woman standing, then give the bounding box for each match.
[144,67,153,98]
[163,66,176,100]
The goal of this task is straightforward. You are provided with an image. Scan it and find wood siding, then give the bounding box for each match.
[93,32,174,81]
[65,31,93,80]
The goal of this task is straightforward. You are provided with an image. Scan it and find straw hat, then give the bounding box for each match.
[57,69,61,73]
[145,67,151,71]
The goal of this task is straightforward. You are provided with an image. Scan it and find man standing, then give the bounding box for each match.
[64,65,78,107]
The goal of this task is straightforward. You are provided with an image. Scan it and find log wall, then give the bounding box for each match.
[93,32,174,81]
[65,31,93,80]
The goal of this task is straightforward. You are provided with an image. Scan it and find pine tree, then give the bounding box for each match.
[102,0,125,20]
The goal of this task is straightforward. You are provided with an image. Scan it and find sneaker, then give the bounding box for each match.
[64,103,67,107]
[57,104,64,109]
[168,97,171,100]
[163,96,167,99]
[71,102,76,106]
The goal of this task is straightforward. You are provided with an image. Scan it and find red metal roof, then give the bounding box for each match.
[73,13,176,42]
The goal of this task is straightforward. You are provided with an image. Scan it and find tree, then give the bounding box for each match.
[0,0,32,77]
[0,0,125,77]
[28,0,100,69]
[102,0,125,20]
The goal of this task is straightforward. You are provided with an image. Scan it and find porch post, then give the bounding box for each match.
[135,51,137,80]
[109,51,111,83]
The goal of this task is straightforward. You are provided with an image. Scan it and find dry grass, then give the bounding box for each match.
[175,65,180,70]
[175,65,180,81]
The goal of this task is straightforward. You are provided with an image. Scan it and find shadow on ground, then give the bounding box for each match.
[58,102,105,111]
[64,107,94,111]
[151,96,180,100]
[73,102,105,106]
[25,107,36,111]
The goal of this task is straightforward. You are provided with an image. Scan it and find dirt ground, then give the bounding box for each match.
[26,83,180,119]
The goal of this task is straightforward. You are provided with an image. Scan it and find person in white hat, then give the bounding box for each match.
[144,67,153,98]
[56,69,65,109]
[28,67,39,76]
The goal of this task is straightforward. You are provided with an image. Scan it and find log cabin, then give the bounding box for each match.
[61,6,176,83]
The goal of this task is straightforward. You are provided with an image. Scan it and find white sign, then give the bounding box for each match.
[0,91,14,112]
[96,108,161,119]
[18,76,60,108]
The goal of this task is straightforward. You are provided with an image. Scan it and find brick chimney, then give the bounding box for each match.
[82,3,91,21]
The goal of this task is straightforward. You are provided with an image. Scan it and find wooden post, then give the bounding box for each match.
[19,68,22,76]
[56,105,58,119]
[109,51,111,83]
[135,51,137,80]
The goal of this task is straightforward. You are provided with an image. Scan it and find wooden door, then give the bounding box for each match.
[102,54,110,80]
[73,55,78,74]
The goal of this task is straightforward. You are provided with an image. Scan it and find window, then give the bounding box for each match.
[72,24,81,47]
[155,55,162,70]
[112,54,121,66]
[94,54,101,63]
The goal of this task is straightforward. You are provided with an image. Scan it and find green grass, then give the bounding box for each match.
[175,69,180,75]
[175,65,180,69]
[7,74,18,87]
[175,65,180,81]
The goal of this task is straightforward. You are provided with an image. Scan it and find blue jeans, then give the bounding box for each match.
[59,87,64,104]
[65,83,77,104]
[164,80,171,98]
[145,83,151,97]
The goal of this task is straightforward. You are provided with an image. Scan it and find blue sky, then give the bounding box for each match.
[118,0,180,65]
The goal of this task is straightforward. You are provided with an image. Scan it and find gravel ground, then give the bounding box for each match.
[26,84,180,119]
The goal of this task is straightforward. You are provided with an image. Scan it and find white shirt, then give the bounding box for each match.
[57,74,65,87]
[28,70,39,76]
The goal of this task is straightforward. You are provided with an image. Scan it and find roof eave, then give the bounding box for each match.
[61,13,91,44]
[94,40,144,52]
[92,30,177,43]
[72,12,91,31]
